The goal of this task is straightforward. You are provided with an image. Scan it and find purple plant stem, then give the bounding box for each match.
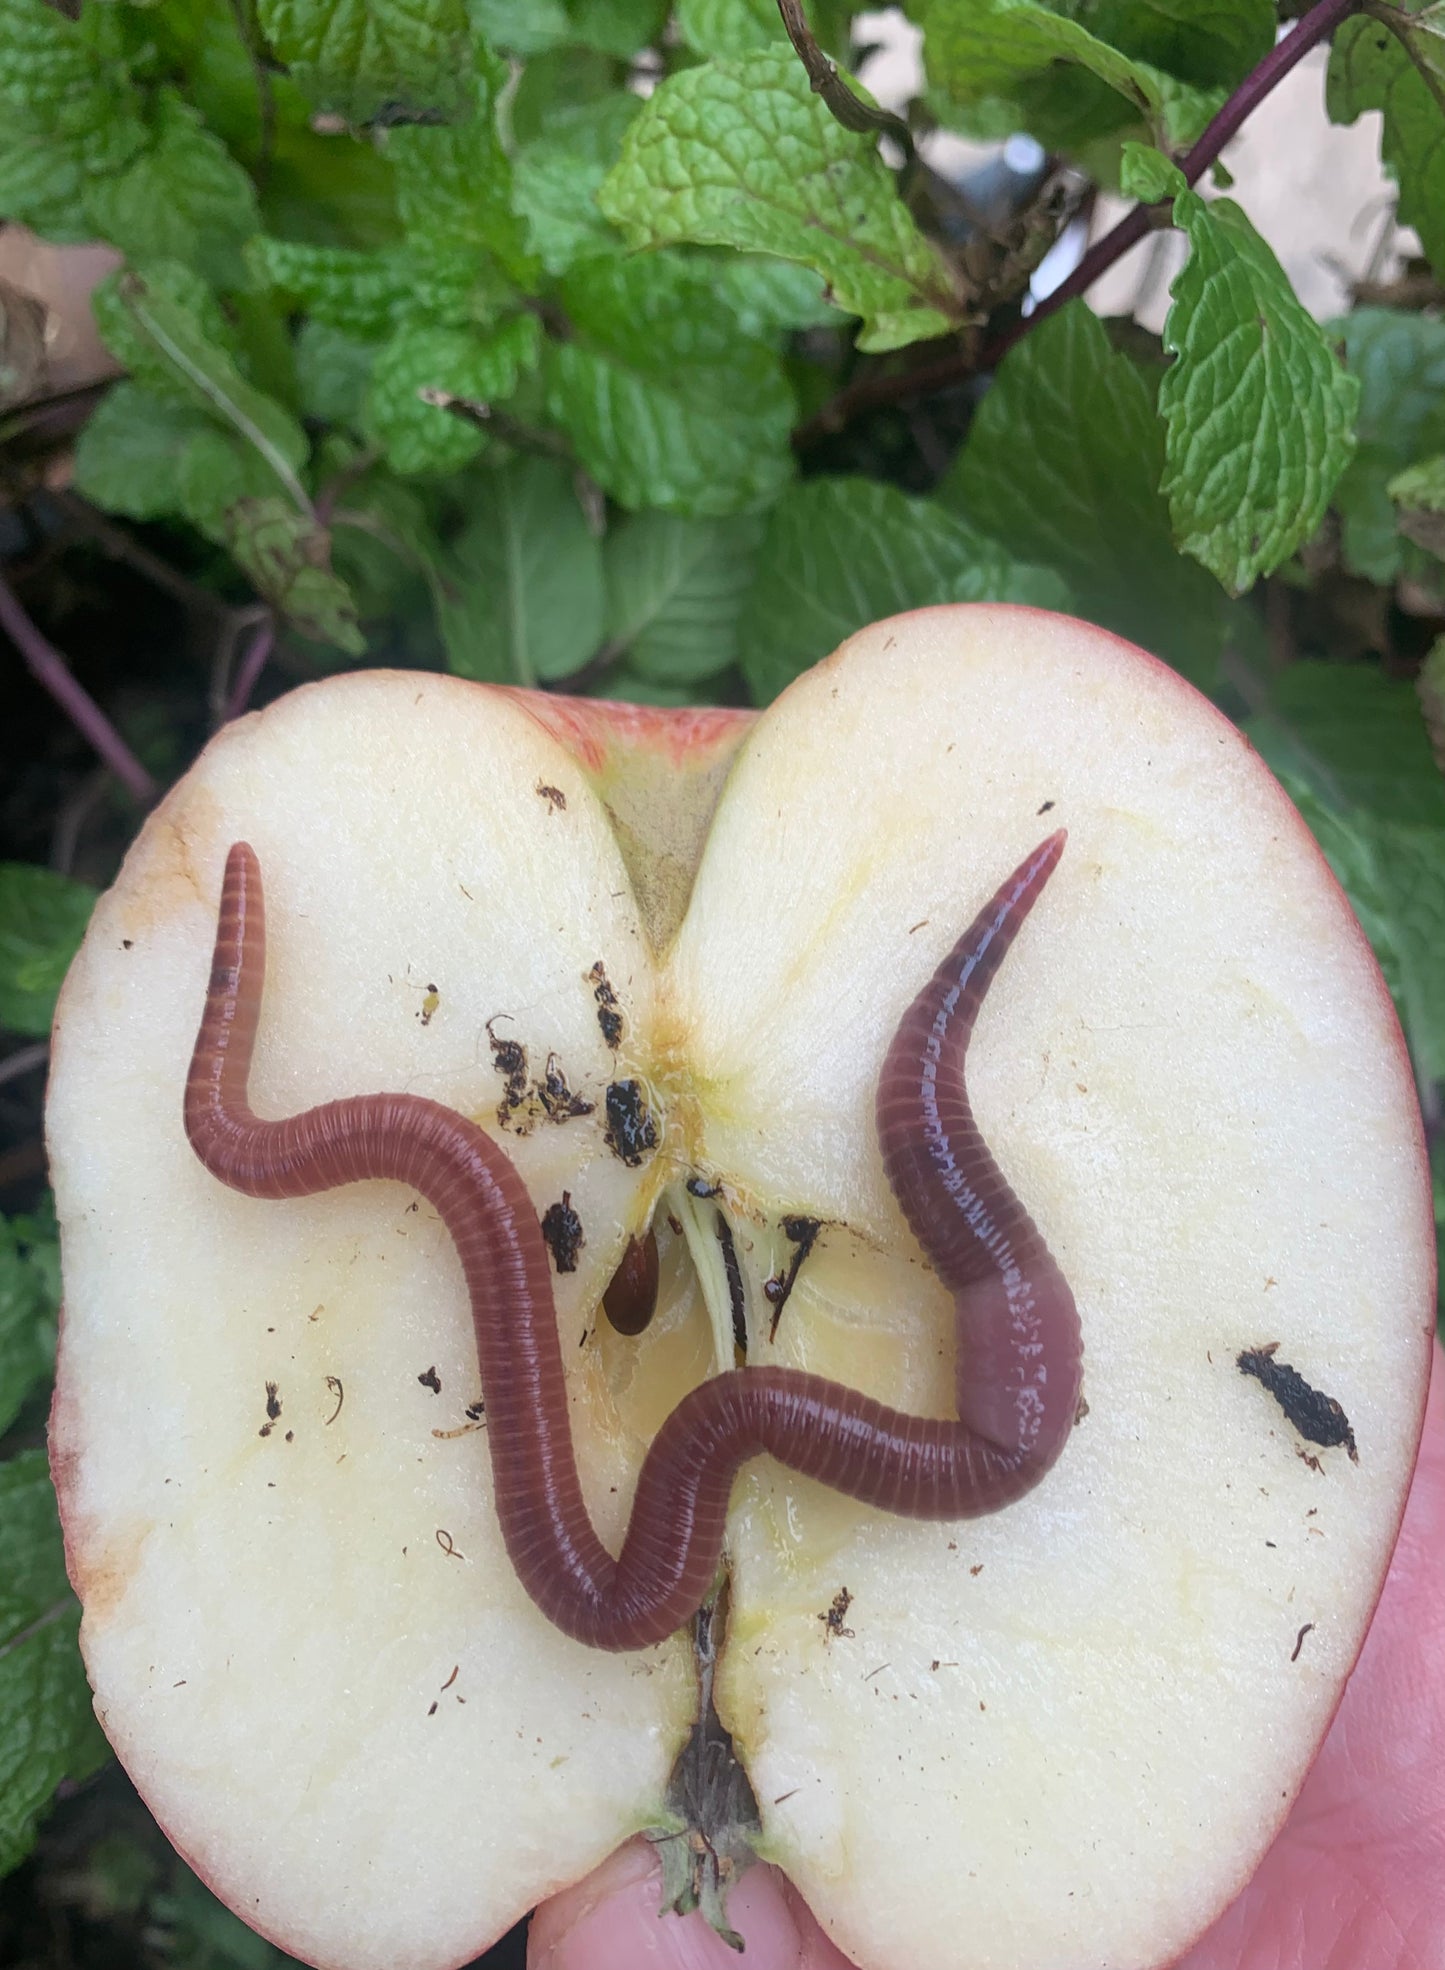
[795,0,1365,442]
[225,616,276,723]
[1,572,159,806]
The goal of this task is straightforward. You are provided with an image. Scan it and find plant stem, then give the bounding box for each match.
[0,1043,48,1093]
[776,0,916,158]
[794,0,1365,444]
[226,614,277,722]
[1,573,159,806]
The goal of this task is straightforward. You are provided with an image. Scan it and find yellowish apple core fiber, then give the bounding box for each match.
[48,610,1431,1970]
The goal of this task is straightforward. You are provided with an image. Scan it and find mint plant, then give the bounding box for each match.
[2,0,1444,1958]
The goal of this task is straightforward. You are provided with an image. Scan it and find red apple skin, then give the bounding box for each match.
[45,607,1437,1970]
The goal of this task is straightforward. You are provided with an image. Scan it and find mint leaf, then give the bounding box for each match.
[175,429,289,543]
[1158,190,1359,592]
[1329,14,1445,278]
[0,865,95,1039]
[941,302,1228,682]
[1118,140,1187,202]
[92,269,311,511]
[1083,0,1275,89]
[84,91,259,289]
[439,458,605,685]
[567,0,668,58]
[73,384,215,524]
[1331,309,1445,582]
[466,0,569,54]
[598,49,963,354]
[711,255,842,336]
[295,320,378,427]
[513,94,639,275]
[740,477,1066,703]
[677,0,790,57]
[1391,454,1445,561]
[1249,661,1445,1081]
[387,56,538,290]
[0,1203,59,1440]
[546,252,794,516]
[364,315,541,474]
[246,238,413,337]
[0,1449,109,1875]
[225,499,366,654]
[255,0,473,123]
[604,511,763,684]
[922,0,1223,149]
[1421,637,1445,770]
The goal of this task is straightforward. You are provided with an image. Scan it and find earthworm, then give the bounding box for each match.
[185,836,1081,1651]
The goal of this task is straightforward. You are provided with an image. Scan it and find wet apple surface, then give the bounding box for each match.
[46,607,1434,1970]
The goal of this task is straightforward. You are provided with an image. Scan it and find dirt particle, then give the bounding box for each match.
[765,1216,822,1342]
[538,1053,594,1124]
[419,984,440,1026]
[435,1529,464,1560]
[686,1175,720,1199]
[487,1017,530,1127]
[441,1664,460,1691]
[324,1376,344,1424]
[819,1587,854,1641]
[259,1382,282,1437]
[541,1192,585,1273]
[969,1564,983,1577]
[1237,1343,1358,1461]
[603,1080,657,1166]
[1037,799,1055,815]
[284,1430,293,1443]
[1291,1622,1314,1663]
[586,960,623,1049]
[1074,1393,1090,1424]
[418,1365,442,1394]
[465,1400,485,1422]
[122,938,133,950]
[428,1701,438,1717]
[536,783,567,812]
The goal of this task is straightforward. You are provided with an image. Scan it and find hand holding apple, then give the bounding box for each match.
[47,607,1435,1970]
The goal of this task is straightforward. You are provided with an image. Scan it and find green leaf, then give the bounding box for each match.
[547,253,794,516]
[739,476,1067,704]
[364,315,541,474]
[387,56,538,290]
[246,237,413,336]
[604,511,764,683]
[941,302,1229,683]
[0,865,95,1040]
[176,429,291,543]
[1331,309,1445,583]
[677,0,788,57]
[466,0,569,54]
[0,1201,59,1441]
[1080,0,1275,89]
[1328,14,1445,279]
[92,269,311,511]
[73,383,214,523]
[598,49,963,354]
[711,255,843,336]
[225,498,366,654]
[0,0,144,159]
[295,319,379,426]
[0,1449,110,1875]
[1421,636,1445,774]
[512,95,640,276]
[1157,190,1359,592]
[1249,661,1445,1082]
[84,91,259,289]
[439,458,605,686]
[1391,453,1445,560]
[1118,139,1187,203]
[566,0,669,57]
[922,0,1224,149]
[255,0,474,123]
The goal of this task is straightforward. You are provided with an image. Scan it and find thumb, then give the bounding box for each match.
[526,1837,858,1970]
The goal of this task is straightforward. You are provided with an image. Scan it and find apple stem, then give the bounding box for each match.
[793,0,1368,444]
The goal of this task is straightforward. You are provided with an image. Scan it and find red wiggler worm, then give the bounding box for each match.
[185,835,1081,1651]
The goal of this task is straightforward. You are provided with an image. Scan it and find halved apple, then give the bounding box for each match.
[46,606,1434,1970]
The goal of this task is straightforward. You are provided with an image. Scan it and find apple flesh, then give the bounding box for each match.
[46,606,1434,1970]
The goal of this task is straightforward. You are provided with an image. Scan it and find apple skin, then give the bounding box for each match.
[46,605,1435,1970]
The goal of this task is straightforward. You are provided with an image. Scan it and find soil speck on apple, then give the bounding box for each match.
[602,1079,657,1166]
[715,1212,747,1353]
[258,1382,281,1437]
[540,1192,584,1273]
[418,1366,441,1394]
[587,960,623,1048]
[536,783,567,812]
[765,1216,822,1340]
[324,1375,343,1423]
[1291,1623,1315,1661]
[537,1054,594,1124]
[418,984,439,1026]
[819,1587,855,1641]
[1237,1342,1359,1461]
